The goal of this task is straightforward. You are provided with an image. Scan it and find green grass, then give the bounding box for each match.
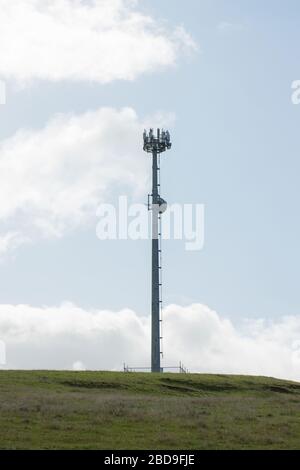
[0,370,300,449]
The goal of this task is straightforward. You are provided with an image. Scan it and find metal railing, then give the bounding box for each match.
[123,362,189,374]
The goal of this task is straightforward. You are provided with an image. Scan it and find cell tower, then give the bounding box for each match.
[143,128,172,373]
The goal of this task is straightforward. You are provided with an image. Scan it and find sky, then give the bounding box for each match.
[1,0,300,378]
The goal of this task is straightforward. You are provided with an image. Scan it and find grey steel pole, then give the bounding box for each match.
[151,149,160,373]
[143,128,171,374]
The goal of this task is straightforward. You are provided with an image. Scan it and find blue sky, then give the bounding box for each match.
[1,0,300,374]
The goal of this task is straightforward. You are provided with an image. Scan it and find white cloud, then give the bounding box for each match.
[1,302,300,381]
[0,232,28,257]
[0,340,5,365]
[0,302,150,370]
[0,80,6,104]
[72,360,86,371]
[0,107,174,254]
[0,0,196,85]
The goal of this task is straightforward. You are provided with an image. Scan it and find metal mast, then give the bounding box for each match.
[143,128,172,373]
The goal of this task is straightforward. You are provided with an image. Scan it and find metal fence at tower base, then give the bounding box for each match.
[123,363,189,374]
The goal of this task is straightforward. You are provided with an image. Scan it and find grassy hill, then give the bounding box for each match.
[0,370,300,450]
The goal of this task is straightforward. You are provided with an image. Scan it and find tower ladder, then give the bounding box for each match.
[158,154,163,359]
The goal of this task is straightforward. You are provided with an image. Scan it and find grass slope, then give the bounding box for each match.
[0,371,300,450]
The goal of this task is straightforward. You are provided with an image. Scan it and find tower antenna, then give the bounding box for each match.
[143,128,172,373]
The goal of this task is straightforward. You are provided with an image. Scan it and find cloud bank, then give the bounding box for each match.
[0,107,174,253]
[1,302,300,381]
[0,0,196,85]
